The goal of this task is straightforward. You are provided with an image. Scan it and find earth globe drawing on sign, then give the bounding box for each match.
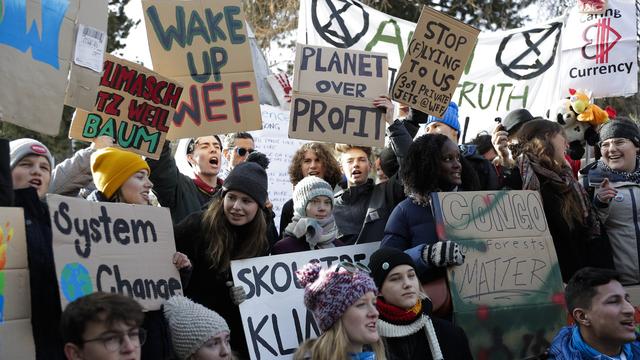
[311,0,369,48]
[60,262,93,302]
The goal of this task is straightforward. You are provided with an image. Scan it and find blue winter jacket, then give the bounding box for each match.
[549,326,640,359]
[381,198,441,280]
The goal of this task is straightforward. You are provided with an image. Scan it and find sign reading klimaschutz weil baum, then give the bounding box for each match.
[70,54,184,159]
[431,191,565,359]
[142,0,262,139]
[231,243,380,360]
[48,195,183,310]
[392,6,479,118]
[290,44,388,147]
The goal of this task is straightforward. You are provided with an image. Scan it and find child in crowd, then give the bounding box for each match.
[61,292,145,360]
[164,296,232,360]
[173,161,270,358]
[7,138,64,359]
[294,262,386,360]
[368,247,472,360]
[273,176,341,254]
[90,147,192,359]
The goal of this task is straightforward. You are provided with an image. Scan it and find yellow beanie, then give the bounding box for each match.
[91,147,151,199]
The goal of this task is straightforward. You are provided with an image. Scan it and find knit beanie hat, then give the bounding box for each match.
[9,138,55,170]
[91,147,150,199]
[293,176,334,217]
[502,108,535,135]
[223,161,268,208]
[164,296,230,360]
[296,262,377,332]
[426,102,460,134]
[598,117,640,147]
[368,247,416,289]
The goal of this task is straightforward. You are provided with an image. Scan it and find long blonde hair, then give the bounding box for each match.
[293,319,386,360]
[201,195,267,272]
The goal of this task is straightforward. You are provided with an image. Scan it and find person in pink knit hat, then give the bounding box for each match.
[294,262,386,360]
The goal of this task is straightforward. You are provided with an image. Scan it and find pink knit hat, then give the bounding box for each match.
[296,262,377,332]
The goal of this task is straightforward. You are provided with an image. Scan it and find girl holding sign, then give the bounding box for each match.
[89,147,192,359]
[294,261,385,360]
[273,176,342,254]
[173,161,270,359]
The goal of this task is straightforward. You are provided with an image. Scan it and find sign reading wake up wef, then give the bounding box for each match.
[142,0,261,140]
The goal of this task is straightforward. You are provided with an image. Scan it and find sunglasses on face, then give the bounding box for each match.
[335,260,371,274]
[234,147,255,157]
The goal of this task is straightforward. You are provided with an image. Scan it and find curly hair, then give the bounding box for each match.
[289,143,342,187]
[402,134,480,196]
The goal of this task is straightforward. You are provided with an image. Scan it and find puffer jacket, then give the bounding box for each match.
[548,326,640,359]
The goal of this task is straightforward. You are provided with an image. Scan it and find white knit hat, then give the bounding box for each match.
[9,138,55,170]
[163,296,230,360]
[293,176,334,217]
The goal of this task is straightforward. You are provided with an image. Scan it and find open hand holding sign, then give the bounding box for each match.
[373,95,394,124]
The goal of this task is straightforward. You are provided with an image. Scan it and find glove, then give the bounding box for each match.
[422,241,465,267]
[226,281,246,305]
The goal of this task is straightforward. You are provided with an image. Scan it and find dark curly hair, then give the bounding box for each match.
[289,143,342,187]
[402,134,479,196]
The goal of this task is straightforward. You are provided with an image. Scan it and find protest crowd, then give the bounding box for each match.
[2,0,640,360]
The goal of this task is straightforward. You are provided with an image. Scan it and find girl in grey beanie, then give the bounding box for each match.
[164,296,232,360]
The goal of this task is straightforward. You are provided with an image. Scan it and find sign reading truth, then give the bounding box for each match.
[48,195,183,310]
[142,0,262,139]
[70,54,184,159]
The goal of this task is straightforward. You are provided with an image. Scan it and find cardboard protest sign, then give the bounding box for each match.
[231,243,380,360]
[392,7,479,118]
[299,0,568,143]
[64,0,109,111]
[560,0,637,98]
[142,0,261,140]
[0,0,107,135]
[0,208,35,359]
[430,191,565,359]
[48,195,183,310]
[70,54,184,159]
[290,44,388,147]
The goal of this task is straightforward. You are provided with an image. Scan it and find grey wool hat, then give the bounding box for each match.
[293,176,334,217]
[9,138,55,170]
[164,296,230,360]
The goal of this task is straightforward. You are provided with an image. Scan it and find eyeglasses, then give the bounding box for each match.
[82,328,147,352]
[335,261,371,274]
[233,147,255,157]
[600,138,632,150]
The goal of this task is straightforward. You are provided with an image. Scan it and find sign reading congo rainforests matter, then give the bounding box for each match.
[0,208,35,359]
[48,195,183,310]
[70,54,184,159]
[142,0,262,140]
[392,6,479,118]
[231,243,380,360]
[289,44,388,147]
[430,191,565,359]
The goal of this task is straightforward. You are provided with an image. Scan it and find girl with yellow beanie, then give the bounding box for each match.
[89,147,193,359]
